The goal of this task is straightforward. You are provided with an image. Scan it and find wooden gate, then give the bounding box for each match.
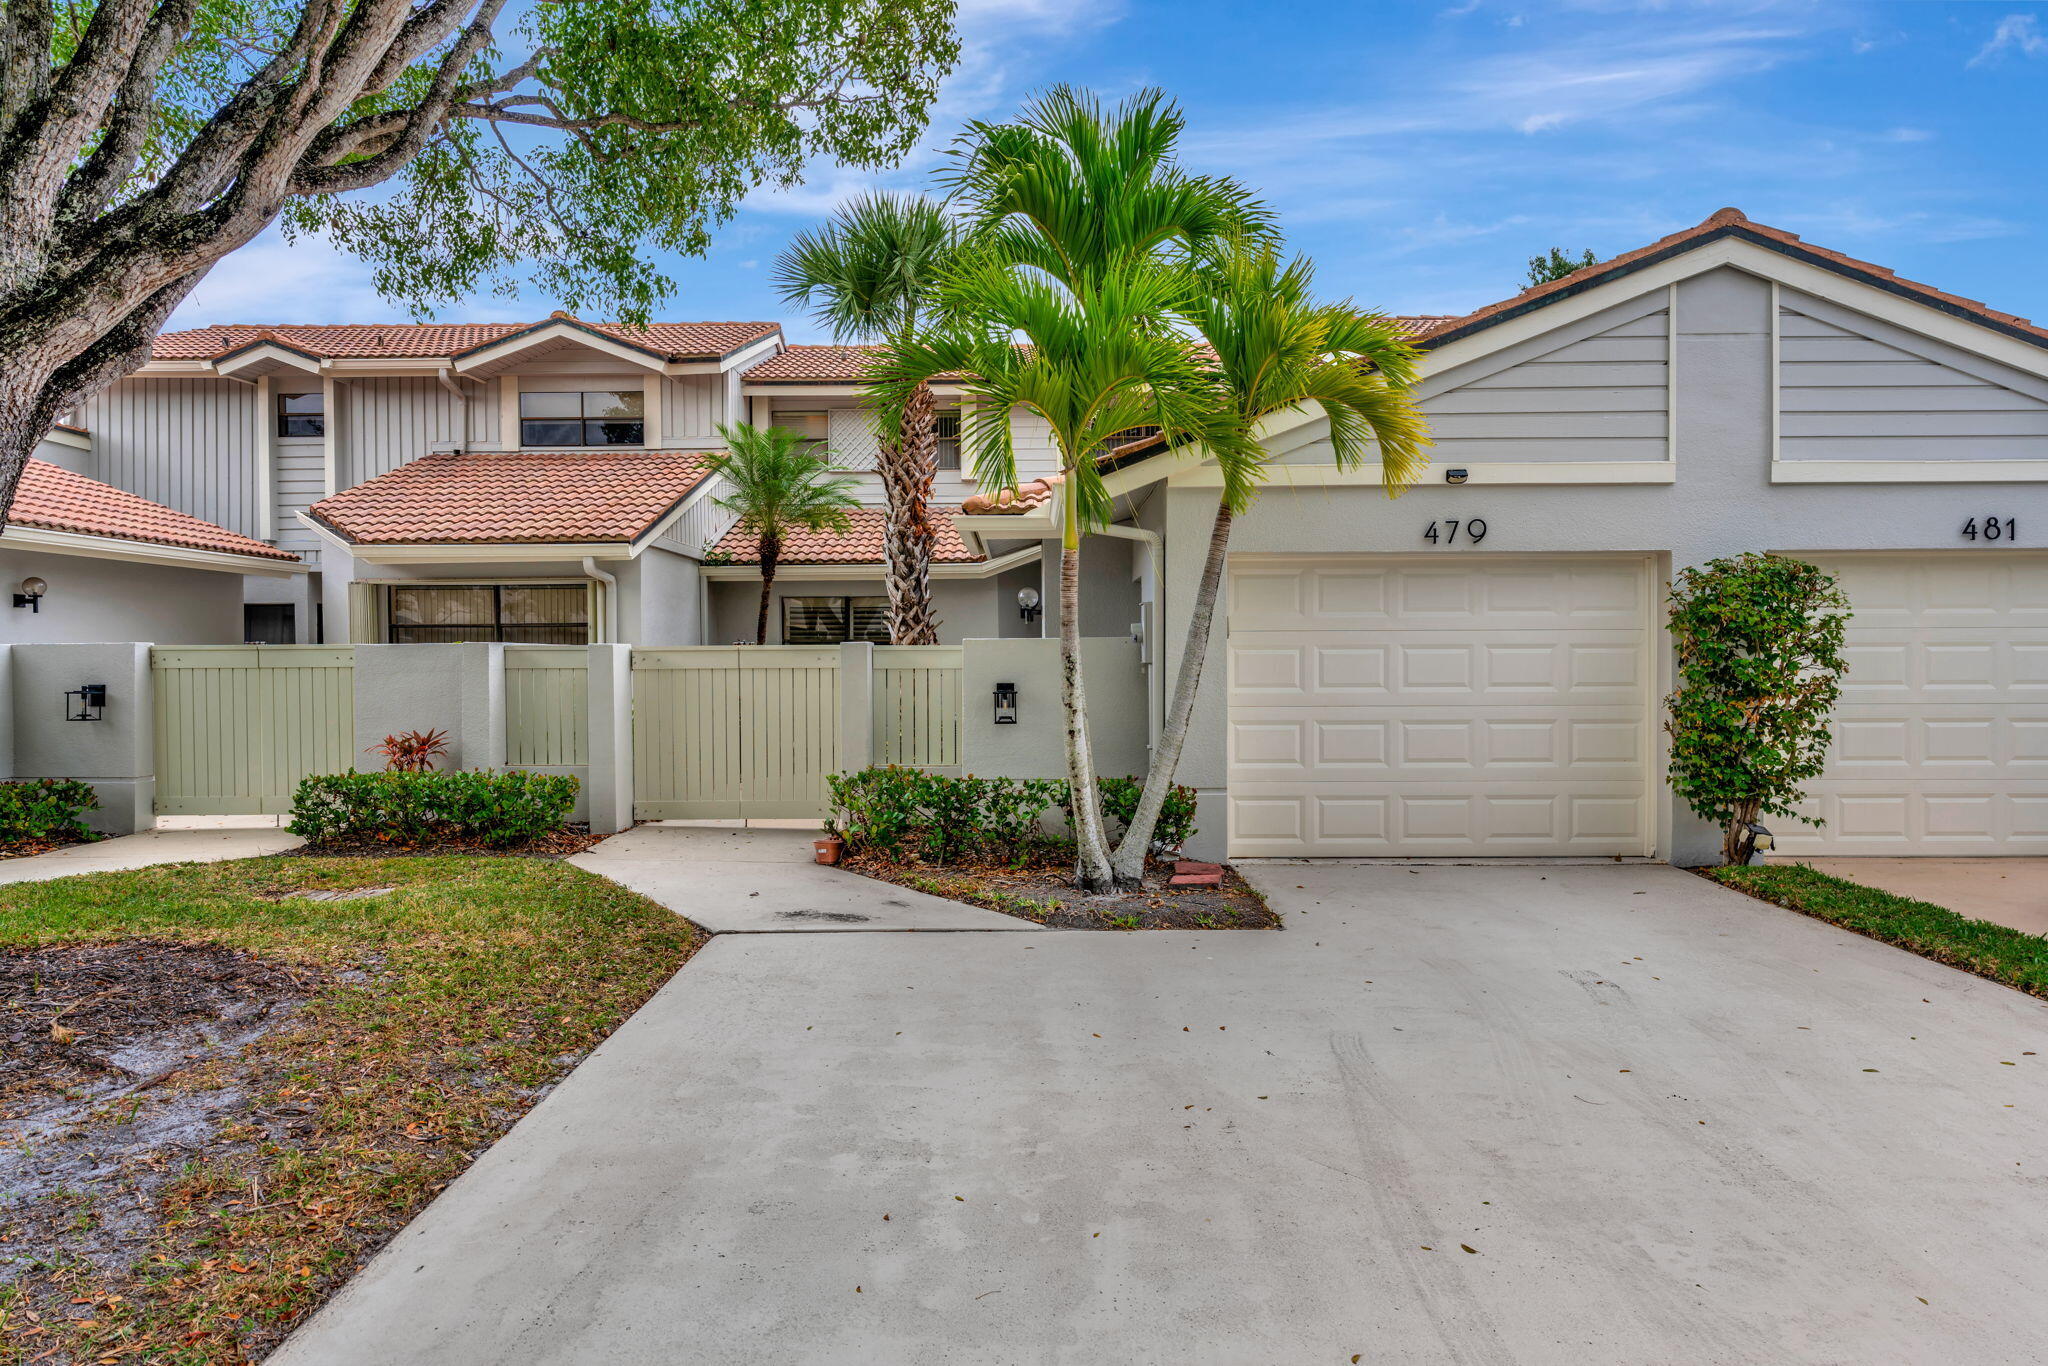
[152,646,356,814]
[872,646,962,770]
[631,647,839,818]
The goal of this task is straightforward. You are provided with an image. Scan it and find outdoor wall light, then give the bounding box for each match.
[1016,586,1042,622]
[13,576,46,611]
[66,683,107,722]
[992,681,1019,725]
[1444,468,1469,485]
[1745,822,1774,852]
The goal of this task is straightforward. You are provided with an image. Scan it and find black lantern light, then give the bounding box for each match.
[992,681,1019,725]
[66,683,107,722]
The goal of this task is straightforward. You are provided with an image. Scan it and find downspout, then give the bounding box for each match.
[436,368,469,447]
[582,557,618,645]
[1093,522,1164,753]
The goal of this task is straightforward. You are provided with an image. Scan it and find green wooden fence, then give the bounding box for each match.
[152,646,356,814]
[631,647,840,819]
[872,646,963,769]
[504,647,589,768]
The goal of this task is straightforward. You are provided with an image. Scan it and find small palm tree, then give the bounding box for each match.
[1108,243,1430,885]
[708,423,861,646]
[774,193,961,645]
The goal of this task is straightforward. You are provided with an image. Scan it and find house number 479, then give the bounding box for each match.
[1962,516,2017,542]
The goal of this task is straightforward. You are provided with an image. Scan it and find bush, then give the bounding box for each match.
[1091,776,1200,855]
[288,770,578,848]
[826,767,1197,866]
[0,778,99,845]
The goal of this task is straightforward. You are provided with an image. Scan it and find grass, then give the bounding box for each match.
[0,855,699,1364]
[1708,863,2048,999]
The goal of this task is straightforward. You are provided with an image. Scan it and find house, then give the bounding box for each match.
[40,207,2048,863]
[1,457,302,644]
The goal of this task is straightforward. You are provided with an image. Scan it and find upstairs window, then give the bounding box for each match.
[520,389,645,446]
[277,391,324,438]
[771,411,829,452]
[782,595,890,645]
[936,409,961,471]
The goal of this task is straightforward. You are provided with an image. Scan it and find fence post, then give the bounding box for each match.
[838,641,873,775]
[8,642,156,834]
[585,644,634,834]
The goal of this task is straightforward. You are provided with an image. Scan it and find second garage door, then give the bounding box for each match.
[1227,555,1654,858]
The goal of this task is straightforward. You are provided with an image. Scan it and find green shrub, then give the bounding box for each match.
[288,770,578,848]
[826,767,1065,865]
[0,778,99,844]
[1091,776,1200,855]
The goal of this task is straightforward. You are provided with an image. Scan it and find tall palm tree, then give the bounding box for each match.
[707,423,862,646]
[1108,244,1431,886]
[885,85,1269,891]
[870,252,1257,892]
[773,193,962,645]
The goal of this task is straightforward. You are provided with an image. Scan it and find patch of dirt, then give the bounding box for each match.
[845,853,1281,930]
[1,943,314,1287]
[294,823,606,860]
[0,831,96,860]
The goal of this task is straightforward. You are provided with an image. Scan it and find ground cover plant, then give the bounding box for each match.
[0,856,699,1363]
[1708,863,2048,999]
[0,778,100,859]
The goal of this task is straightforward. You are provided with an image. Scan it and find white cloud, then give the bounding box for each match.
[1969,14,2047,66]
[1883,127,1934,143]
[167,229,528,328]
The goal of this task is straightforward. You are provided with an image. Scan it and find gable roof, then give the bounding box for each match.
[9,459,298,562]
[710,508,981,565]
[310,450,715,546]
[154,317,781,364]
[1411,207,2048,352]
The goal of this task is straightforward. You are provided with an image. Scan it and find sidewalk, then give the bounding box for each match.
[0,827,303,886]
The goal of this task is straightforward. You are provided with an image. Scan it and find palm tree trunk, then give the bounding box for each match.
[756,529,780,646]
[1060,512,1115,893]
[1110,500,1232,888]
[878,381,942,644]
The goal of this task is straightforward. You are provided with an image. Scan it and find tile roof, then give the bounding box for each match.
[1409,207,2048,348]
[311,450,715,545]
[743,343,977,384]
[959,476,1061,516]
[9,459,298,562]
[710,508,982,565]
[153,317,780,362]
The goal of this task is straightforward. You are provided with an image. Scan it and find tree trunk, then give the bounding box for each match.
[879,381,941,644]
[1722,799,1761,865]
[1110,500,1232,888]
[756,529,780,646]
[1060,512,1115,893]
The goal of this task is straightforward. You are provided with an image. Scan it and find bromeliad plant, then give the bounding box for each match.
[1664,553,1851,865]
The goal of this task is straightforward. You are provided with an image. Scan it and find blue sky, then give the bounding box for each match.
[170,0,2048,339]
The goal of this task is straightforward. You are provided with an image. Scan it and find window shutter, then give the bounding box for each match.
[827,408,880,472]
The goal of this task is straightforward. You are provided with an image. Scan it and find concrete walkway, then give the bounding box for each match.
[272,863,2048,1364]
[0,827,303,886]
[1789,856,2048,936]
[570,825,1042,933]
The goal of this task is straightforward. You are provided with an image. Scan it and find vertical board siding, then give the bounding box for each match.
[83,378,260,536]
[661,373,720,444]
[152,647,355,814]
[504,647,590,766]
[873,646,963,768]
[631,647,839,818]
[343,377,465,485]
[655,473,739,556]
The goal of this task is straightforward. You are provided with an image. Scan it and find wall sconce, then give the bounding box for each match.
[66,683,107,722]
[13,576,46,611]
[992,681,1019,725]
[1444,468,1469,485]
[1016,586,1042,622]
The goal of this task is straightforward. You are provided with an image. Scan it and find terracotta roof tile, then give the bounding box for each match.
[743,343,976,384]
[959,476,1062,516]
[710,508,981,565]
[311,450,714,545]
[9,460,297,561]
[153,318,779,362]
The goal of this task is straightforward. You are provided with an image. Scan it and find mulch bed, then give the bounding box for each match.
[845,850,1281,930]
[0,831,96,861]
[292,823,606,860]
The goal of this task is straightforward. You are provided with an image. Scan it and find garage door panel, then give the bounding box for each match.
[1784,553,2046,855]
[1228,560,1645,632]
[1227,781,1649,858]
[1229,707,1644,782]
[1229,630,1644,707]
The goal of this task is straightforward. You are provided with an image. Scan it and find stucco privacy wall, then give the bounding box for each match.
[5,643,155,834]
[1159,266,2048,865]
[960,637,1149,784]
[0,548,247,645]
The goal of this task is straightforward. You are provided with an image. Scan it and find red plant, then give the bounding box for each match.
[368,728,449,773]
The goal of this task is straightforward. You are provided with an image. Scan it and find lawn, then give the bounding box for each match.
[1708,862,2048,999]
[0,855,699,1364]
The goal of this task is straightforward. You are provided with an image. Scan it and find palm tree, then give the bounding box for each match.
[1108,244,1431,886]
[707,423,862,646]
[773,193,961,645]
[880,86,1268,891]
[870,252,1257,892]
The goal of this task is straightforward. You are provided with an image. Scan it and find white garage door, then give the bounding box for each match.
[1227,556,1653,858]
[1773,553,2048,855]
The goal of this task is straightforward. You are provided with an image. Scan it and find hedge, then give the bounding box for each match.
[288,770,578,848]
[826,767,1198,866]
[0,778,99,844]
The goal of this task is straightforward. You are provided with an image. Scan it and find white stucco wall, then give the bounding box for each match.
[0,547,250,645]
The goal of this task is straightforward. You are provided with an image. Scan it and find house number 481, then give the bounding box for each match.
[1962,516,2017,542]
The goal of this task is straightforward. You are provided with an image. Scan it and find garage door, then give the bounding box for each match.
[1772,553,2048,855]
[1227,556,1653,858]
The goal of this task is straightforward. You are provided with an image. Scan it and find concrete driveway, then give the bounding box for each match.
[273,863,2048,1365]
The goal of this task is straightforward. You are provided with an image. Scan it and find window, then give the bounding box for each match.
[244,603,295,644]
[519,389,645,446]
[387,584,589,644]
[772,411,829,451]
[277,391,324,438]
[936,408,961,471]
[782,595,890,645]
